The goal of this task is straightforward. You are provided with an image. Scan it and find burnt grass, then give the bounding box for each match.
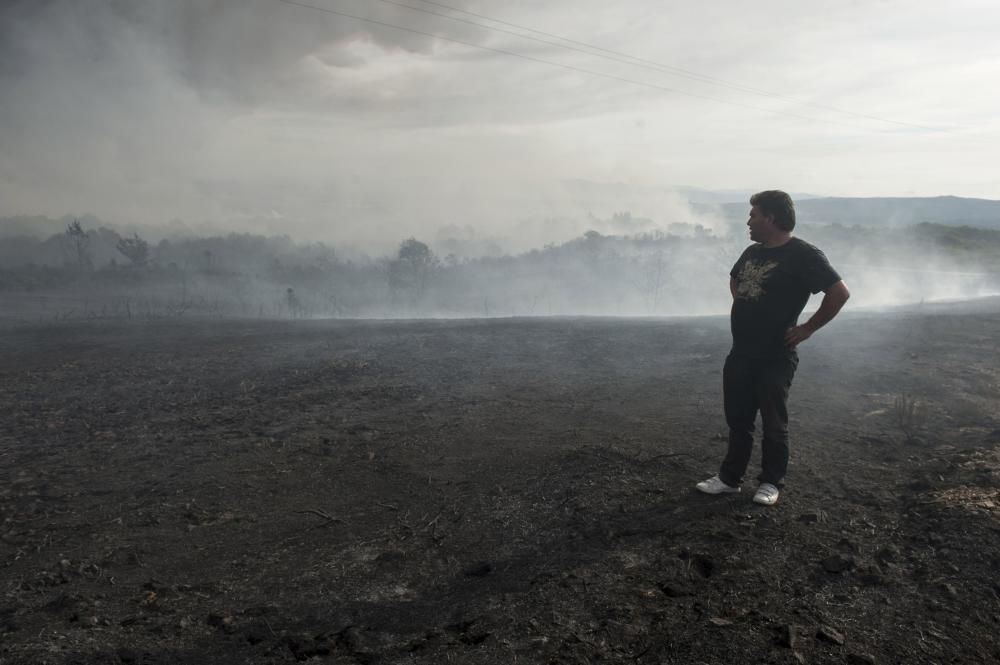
[2,302,1000,664]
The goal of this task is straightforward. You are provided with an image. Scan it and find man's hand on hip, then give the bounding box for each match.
[785,325,813,347]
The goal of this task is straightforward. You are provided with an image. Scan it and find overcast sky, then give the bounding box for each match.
[1,0,998,250]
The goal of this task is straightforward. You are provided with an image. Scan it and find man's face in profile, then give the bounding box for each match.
[747,205,777,243]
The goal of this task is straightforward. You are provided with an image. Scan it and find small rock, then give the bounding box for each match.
[338,625,363,650]
[207,613,230,628]
[116,648,140,665]
[875,545,899,564]
[620,623,642,639]
[821,555,855,574]
[375,550,405,565]
[283,635,330,660]
[445,617,479,634]
[658,582,691,598]
[837,538,859,553]
[690,555,715,578]
[464,561,494,577]
[858,572,885,587]
[708,617,733,627]
[778,624,800,649]
[847,653,876,665]
[243,621,270,645]
[816,625,845,645]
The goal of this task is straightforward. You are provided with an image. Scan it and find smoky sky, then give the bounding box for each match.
[0,0,474,102]
[1,0,999,252]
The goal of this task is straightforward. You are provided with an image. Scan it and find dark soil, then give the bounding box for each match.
[2,302,1000,664]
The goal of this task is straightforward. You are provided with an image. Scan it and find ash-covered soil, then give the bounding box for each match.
[2,302,1000,664]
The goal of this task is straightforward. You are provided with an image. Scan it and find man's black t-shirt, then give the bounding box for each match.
[729,237,841,358]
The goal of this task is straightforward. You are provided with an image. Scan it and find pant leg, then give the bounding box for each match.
[719,353,757,487]
[755,352,798,488]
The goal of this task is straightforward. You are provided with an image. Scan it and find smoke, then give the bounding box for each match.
[0,0,475,104]
[0,0,501,237]
[830,260,1000,310]
[801,224,1000,311]
[3,0,997,265]
[0,0,754,249]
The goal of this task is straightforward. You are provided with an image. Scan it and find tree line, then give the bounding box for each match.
[0,220,998,319]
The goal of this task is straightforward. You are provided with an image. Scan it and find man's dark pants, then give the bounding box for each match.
[718,351,798,488]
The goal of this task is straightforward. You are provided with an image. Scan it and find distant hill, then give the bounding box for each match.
[6,194,1000,247]
[720,196,1000,229]
[0,214,105,239]
[674,186,823,205]
[0,214,202,241]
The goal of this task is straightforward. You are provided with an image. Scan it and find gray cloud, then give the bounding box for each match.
[1,0,998,250]
[0,0,492,105]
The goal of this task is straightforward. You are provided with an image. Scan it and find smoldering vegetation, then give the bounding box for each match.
[1,218,998,322]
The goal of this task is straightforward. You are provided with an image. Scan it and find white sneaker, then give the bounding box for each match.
[753,483,780,506]
[696,475,740,495]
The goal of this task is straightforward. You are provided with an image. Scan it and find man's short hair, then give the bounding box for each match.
[750,190,796,231]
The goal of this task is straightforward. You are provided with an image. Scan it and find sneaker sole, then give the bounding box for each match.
[696,485,741,495]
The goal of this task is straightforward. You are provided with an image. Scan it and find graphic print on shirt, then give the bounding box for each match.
[735,259,778,301]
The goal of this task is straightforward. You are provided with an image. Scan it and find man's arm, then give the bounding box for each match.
[730,277,737,299]
[785,280,851,347]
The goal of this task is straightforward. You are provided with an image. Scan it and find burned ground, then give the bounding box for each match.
[2,302,1000,664]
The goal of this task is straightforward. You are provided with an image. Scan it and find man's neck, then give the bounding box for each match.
[763,232,793,248]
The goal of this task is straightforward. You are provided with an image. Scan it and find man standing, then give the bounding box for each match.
[696,190,850,505]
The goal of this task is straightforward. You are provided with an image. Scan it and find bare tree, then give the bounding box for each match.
[64,219,92,271]
[116,233,150,266]
[285,287,303,318]
[389,238,436,302]
[633,249,668,313]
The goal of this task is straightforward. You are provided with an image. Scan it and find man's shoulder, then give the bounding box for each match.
[787,236,841,290]
[788,236,824,252]
[740,238,824,259]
